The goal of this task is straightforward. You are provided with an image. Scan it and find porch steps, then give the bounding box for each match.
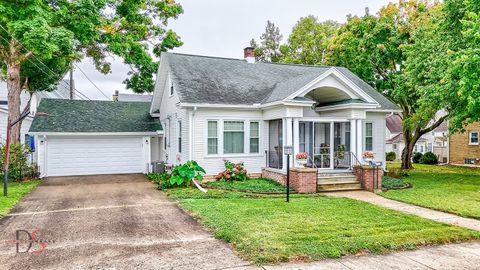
[317,174,362,192]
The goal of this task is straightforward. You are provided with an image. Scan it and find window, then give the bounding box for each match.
[207,121,218,154]
[224,121,244,154]
[169,77,174,96]
[393,144,397,150]
[469,131,479,145]
[250,122,259,153]
[177,120,182,153]
[365,122,373,151]
[465,158,476,165]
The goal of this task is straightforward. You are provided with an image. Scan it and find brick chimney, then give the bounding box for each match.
[112,90,119,101]
[244,47,255,63]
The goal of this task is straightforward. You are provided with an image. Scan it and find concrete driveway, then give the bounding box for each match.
[0,174,255,270]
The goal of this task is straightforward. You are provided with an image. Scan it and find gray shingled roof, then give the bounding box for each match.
[164,53,399,110]
[29,99,162,133]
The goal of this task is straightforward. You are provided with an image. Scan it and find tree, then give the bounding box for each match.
[282,16,339,65]
[0,0,183,143]
[251,20,283,62]
[326,0,466,169]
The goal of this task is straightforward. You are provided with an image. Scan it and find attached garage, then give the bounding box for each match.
[29,99,163,177]
[45,136,145,176]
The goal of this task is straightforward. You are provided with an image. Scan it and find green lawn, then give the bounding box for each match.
[206,178,292,193]
[382,164,480,219]
[0,180,41,216]
[167,187,479,264]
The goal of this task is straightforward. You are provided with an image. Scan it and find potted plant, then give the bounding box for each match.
[363,151,375,162]
[295,152,308,167]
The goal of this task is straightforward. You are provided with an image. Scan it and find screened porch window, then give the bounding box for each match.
[224,121,244,154]
[207,121,218,154]
[250,121,259,153]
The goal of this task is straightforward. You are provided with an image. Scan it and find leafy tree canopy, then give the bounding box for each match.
[0,0,183,143]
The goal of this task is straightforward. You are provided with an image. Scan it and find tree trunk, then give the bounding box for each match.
[6,61,22,144]
[401,142,414,169]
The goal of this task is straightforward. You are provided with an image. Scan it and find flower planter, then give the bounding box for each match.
[296,159,307,167]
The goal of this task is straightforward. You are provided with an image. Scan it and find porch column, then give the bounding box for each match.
[283,117,293,172]
[356,119,363,162]
[350,119,357,161]
[293,118,300,165]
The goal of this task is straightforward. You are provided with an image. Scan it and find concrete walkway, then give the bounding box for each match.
[265,241,480,270]
[325,191,480,231]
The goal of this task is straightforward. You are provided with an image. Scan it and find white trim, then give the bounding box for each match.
[150,54,167,114]
[314,103,379,112]
[468,131,479,145]
[284,67,377,104]
[29,132,162,136]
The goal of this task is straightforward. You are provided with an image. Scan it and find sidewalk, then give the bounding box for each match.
[264,241,480,270]
[325,190,480,231]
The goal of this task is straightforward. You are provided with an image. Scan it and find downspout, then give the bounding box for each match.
[189,106,197,161]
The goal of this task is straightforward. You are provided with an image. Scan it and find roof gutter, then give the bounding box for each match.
[28,131,164,136]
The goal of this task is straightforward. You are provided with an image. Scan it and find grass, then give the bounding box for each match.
[166,187,480,264]
[382,163,480,219]
[0,180,41,216]
[206,178,292,193]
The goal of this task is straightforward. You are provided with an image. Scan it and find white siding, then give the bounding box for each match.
[0,110,32,144]
[191,108,265,175]
[364,112,387,166]
[154,58,189,165]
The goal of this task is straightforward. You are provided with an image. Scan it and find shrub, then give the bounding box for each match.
[147,172,175,190]
[419,152,438,164]
[386,151,396,161]
[215,160,248,181]
[170,160,206,187]
[382,176,406,189]
[386,168,409,178]
[412,152,423,163]
[0,143,34,182]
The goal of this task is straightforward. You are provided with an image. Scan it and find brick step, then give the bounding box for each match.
[317,181,362,192]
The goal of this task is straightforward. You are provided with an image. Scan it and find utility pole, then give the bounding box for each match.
[69,66,75,100]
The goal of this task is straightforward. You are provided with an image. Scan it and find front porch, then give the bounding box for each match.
[266,119,366,172]
[263,117,382,193]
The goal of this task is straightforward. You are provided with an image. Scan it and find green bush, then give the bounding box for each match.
[419,151,438,164]
[386,151,396,161]
[0,143,33,182]
[412,152,423,163]
[147,172,175,190]
[382,176,406,189]
[170,160,206,187]
[386,168,409,178]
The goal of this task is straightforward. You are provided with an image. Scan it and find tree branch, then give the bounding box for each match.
[419,114,449,134]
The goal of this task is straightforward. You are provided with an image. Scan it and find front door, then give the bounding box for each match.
[299,122,331,169]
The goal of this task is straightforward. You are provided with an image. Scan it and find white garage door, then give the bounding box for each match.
[46,136,145,176]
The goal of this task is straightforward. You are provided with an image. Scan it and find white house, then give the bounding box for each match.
[30,48,400,178]
[385,113,448,162]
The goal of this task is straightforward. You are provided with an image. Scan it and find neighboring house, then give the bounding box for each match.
[385,113,448,162]
[0,80,75,144]
[112,90,153,102]
[449,122,480,166]
[29,48,400,177]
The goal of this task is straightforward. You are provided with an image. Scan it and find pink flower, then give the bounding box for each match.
[243,169,247,174]
[225,174,230,179]
[226,169,231,173]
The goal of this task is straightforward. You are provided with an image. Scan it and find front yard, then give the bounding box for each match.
[167,187,479,264]
[0,180,41,216]
[382,164,480,219]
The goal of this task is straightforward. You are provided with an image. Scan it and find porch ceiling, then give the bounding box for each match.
[305,87,357,105]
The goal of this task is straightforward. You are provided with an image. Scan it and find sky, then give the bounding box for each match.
[71,0,392,100]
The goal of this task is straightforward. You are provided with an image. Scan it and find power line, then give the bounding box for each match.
[73,63,110,99]
[0,25,92,100]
